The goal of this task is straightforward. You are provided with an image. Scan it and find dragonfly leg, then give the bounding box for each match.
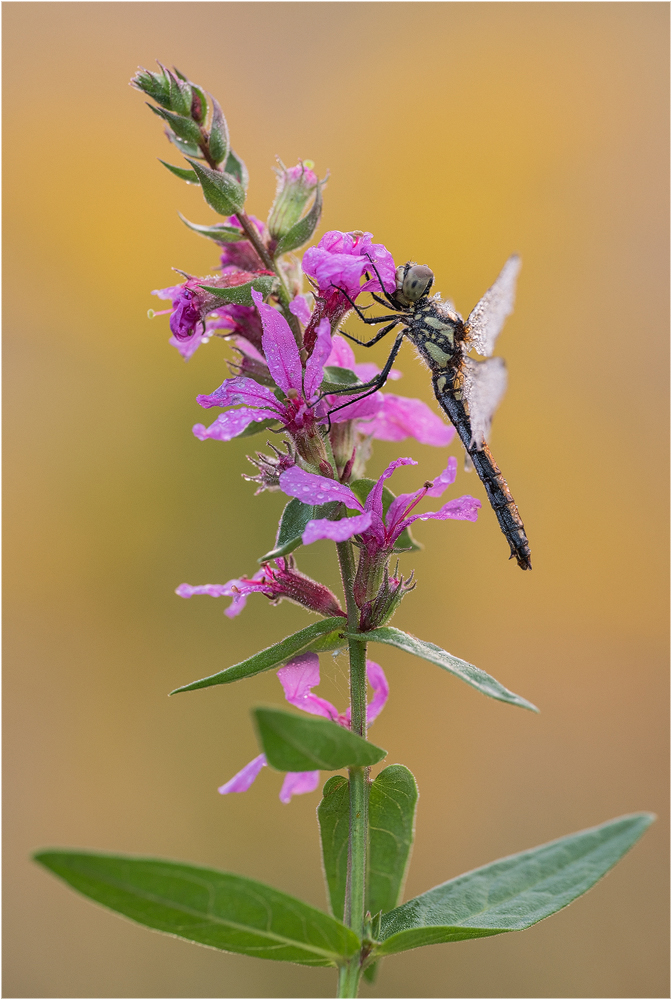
[324,330,406,421]
[339,319,399,348]
[363,254,399,307]
[330,283,400,325]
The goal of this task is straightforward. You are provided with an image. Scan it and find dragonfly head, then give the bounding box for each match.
[396,263,434,306]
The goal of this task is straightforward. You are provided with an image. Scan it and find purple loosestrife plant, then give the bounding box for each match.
[33,64,654,999]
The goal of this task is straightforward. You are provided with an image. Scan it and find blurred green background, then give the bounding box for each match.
[4,3,669,997]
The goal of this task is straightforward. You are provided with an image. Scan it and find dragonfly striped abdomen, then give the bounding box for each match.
[325,256,532,570]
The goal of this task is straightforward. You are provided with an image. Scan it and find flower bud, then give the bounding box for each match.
[267,160,319,242]
[244,443,296,494]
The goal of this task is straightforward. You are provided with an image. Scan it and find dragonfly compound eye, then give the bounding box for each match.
[402,265,434,302]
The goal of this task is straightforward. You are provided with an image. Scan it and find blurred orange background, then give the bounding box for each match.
[4,3,668,997]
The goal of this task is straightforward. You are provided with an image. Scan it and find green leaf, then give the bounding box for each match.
[317,775,350,920]
[260,498,341,562]
[254,707,387,771]
[225,149,249,191]
[166,131,202,159]
[185,158,245,216]
[373,812,655,957]
[178,213,249,242]
[275,181,323,256]
[171,618,346,694]
[197,275,275,307]
[232,418,280,440]
[349,479,421,553]
[368,765,418,918]
[148,104,203,147]
[33,850,359,966]
[351,627,538,712]
[319,365,361,393]
[158,160,199,184]
[207,95,230,166]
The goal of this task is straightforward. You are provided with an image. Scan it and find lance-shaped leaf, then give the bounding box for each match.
[372,812,655,958]
[198,275,275,307]
[275,182,323,256]
[186,157,245,215]
[254,707,387,771]
[260,498,341,563]
[318,775,350,920]
[171,617,346,694]
[349,627,538,712]
[225,149,249,191]
[33,851,359,966]
[148,104,203,147]
[159,161,199,184]
[178,213,251,242]
[207,95,229,166]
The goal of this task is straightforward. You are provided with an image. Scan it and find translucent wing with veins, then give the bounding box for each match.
[462,356,508,448]
[466,254,521,357]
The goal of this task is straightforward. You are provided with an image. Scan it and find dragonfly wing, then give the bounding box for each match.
[466,254,521,357]
[463,356,508,448]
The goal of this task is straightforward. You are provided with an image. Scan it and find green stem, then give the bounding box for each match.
[337,958,362,999]
[236,209,302,347]
[336,540,367,999]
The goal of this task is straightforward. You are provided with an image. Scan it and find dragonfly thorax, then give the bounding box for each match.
[405,299,465,373]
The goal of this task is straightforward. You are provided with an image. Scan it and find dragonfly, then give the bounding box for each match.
[324,254,531,570]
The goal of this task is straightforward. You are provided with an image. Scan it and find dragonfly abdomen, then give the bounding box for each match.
[432,376,532,570]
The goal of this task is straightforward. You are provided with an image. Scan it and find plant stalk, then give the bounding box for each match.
[336,540,368,998]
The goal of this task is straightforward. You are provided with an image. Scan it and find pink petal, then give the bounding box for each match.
[278,467,363,510]
[424,456,458,497]
[279,770,320,803]
[218,754,267,794]
[197,375,281,413]
[400,495,482,532]
[302,511,373,544]
[252,289,303,395]
[365,660,389,723]
[175,583,233,598]
[360,395,455,447]
[366,457,417,521]
[303,319,332,400]
[193,408,273,442]
[169,330,211,361]
[277,654,340,721]
[326,335,356,369]
[289,294,313,327]
[352,362,402,383]
[328,390,383,424]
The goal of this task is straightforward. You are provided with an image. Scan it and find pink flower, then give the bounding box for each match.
[302,230,396,302]
[278,456,481,554]
[218,653,388,803]
[194,291,383,454]
[301,231,396,352]
[175,556,345,620]
[153,270,272,361]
